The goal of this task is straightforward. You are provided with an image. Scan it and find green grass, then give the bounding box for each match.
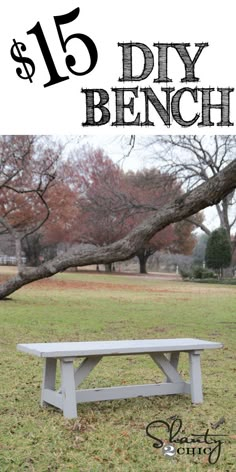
[0,272,235,471]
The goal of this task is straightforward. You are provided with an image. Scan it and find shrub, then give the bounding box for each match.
[180,266,216,280]
[179,268,192,279]
[192,266,216,279]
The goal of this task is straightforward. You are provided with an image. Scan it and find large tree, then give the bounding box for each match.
[0,136,60,269]
[0,136,79,267]
[73,148,128,247]
[71,149,196,273]
[0,156,236,299]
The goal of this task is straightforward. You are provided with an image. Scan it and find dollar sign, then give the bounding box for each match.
[10,39,35,83]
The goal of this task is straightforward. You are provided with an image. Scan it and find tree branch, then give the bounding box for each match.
[186,217,211,236]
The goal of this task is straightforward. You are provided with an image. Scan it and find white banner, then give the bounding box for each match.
[1,0,235,134]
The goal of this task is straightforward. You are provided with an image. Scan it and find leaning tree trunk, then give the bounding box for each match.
[1,159,236,299]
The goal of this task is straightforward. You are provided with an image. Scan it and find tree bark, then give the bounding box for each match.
[136,248,151,274]
[138,255,148,274]
[1,159,236,299]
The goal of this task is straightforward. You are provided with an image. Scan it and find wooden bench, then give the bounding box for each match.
[17,338,222,419]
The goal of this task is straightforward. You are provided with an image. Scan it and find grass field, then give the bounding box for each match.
[0,271,235,471]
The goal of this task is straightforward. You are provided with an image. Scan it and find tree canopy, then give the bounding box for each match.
[71,148,196,273]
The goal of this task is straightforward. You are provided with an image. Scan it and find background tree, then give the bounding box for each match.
[0,136,79,267]
[68,148,130,271]
[140,135,236,242]
[205,228,232,277]
[123,170,196,273]
[0,136,60,269]
[70,149,196,273]
[192,233,209,266]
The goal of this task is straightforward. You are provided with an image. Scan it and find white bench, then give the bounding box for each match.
[17,338,222,419]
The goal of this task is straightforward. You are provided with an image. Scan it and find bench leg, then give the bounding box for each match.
[189,351,203,403]
[41,358,57,407]
[60,359,77,419]
[166,352,180,382]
